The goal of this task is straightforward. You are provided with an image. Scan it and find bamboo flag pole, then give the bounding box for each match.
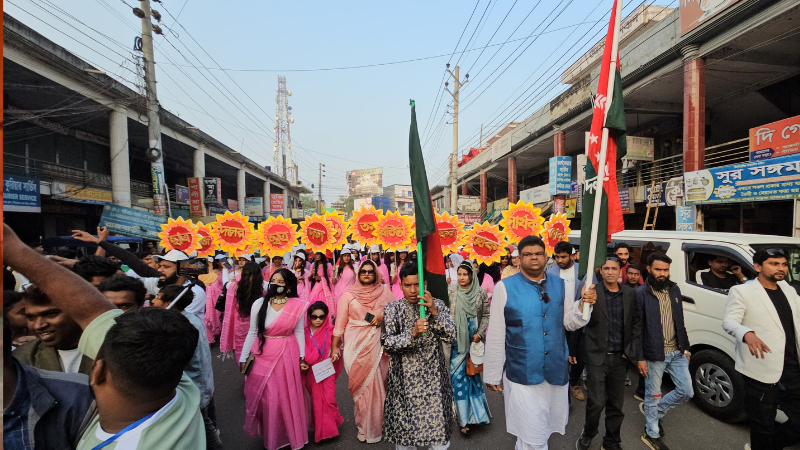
[583,0,622,321]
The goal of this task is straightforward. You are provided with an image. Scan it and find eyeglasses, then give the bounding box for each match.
[310,314,326,320]
[606,255,622,263]
[359,270,375,275]
[765,248,787,257]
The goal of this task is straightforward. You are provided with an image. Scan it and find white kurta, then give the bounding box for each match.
[483,279,591,448]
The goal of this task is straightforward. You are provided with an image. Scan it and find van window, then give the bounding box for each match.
[750,244,800,294]
[685,250,755,293]
[610,240,670,267]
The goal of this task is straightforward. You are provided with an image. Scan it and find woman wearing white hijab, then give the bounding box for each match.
[446,253,464,286]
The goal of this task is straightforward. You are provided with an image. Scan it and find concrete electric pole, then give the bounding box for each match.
[137,0,167,215]
[318,163,325,214]
[445,64,468,215]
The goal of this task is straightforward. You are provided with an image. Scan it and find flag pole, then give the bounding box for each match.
[417,241,426,324]
[582,0,622,320]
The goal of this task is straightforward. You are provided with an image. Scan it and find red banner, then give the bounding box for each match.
[187,177,206,217]
[270,194,284,213]
[750,115,800,161]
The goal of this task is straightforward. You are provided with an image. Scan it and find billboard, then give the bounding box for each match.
[457,195,481,213]
[244,197,264,217]
[549,156,572,195]
[175,185,190,204]
[52,182,112,204]
[187,177,206,217]
[270,194,285,213]
[680,0,743,35]
[99,204,167,240]
[4,175,40,213]
[625,136,655,161]
[750,115,800,161]
[347,167,383,196]
[519,185,550,204]
[203,178,222,205]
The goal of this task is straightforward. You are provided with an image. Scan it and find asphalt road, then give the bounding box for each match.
[210,343,798,450]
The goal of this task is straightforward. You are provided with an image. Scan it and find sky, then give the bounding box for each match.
[5,0,674,204]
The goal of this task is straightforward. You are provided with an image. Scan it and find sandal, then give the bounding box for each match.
[461,427,470,435]
[357,431,366,442]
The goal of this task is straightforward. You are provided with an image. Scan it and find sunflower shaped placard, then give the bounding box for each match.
[499,200,545,244]
[210,210,256,256]
[374,211,414,252]
[348,206,384,248]
[299,214,336,254]
[158,217,202,254]
[540,213,572,257]
[408,222,417,249]
[324,211,350,252]
[195,222,218,258]
[435,212,466,254]
[464,222,508,266]
[256,215,300,258]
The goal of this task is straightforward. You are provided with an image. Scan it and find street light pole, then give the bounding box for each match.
[445,64,468,215]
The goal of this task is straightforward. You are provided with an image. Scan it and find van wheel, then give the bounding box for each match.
[690,349,746,422]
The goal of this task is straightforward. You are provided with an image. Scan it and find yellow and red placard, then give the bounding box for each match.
[499,200,545,244]
[409,222,417,249]
[348,206,384,248]
[158,217,202,254]
[374,211,414,252]
[299,214,336,253]
[540,213,572,256]
[256,215,300,258]
[464,222,508,265]
[435,212,466,254]
[324,211,350,251]
[195,222,217,257]
[210,210,256,256]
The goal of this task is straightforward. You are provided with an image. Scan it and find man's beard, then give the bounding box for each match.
[157,272,179,288]
[648,274,671,291]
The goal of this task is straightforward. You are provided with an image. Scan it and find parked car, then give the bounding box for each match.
[568,230,800,422]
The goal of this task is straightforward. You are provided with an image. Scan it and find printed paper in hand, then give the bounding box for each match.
[312,358,335,383]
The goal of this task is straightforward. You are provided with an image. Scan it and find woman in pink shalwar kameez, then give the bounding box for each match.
[308,252,335,316]
[220,262,264,361]
[241,268,308,450]
[333,252,356,305]
[302,301,344,443]
[330,260,394,443]
[390,249,409,299]
[293,252,310,303]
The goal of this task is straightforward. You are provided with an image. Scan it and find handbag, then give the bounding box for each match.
[466,355,483,376]
[466,341,484,376]
[215,283,228,312]
[241,354,255,375]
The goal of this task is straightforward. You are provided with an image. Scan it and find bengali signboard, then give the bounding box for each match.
[459,214,482,227]
[684,154,800,205]
[519,185,550,205]
[270,194,285,213]
[625,136,655,161]
[680,0,744,35]
[749,115,800,161]
[565,199,577,218]
[619,188,632,214]
[226,199,239,211]
[457,195,481,213]
[645,183,667,207]
[676,206,696,232]
[244,197,264,217]
[549,156,572,195]
[4,175,40,213]
[175,185,190,204]
[203,178,222,205]
[99,204,168,240]
[187,177,206,217]
[52,182,112,204]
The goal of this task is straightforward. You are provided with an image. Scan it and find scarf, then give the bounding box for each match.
[454,262,480,354]
[345,260,395,310]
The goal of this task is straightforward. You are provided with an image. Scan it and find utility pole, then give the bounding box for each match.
[445,64,468,215]
[318,163,325,214]
[136,0,167,215]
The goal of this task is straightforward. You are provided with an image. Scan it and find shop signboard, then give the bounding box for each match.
[99,204,167,240]
[684,154,800,205]
[52,182,112,204]
[175,185,190,204]
[680,0,744,35]
[565,199,577,218]
[619,188,632,214]
[187,177,206,217]
[459,214,481,227]
[270,194,285,213]
[4,174,40,213]
[645,182,666,207]
[549,156,572,195]
[226,199,239,211]
[457,195,481,213]
[245,197,264,217]
[625,136,655,161]
[519,185,550,205]
[203,178,222,205]
[170,203,191,219]
[749,115,800,161]
[664,177,684,207]
[676,206,696,232]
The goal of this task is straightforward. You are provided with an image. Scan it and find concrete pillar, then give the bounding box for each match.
[553,125,566,214]
[480,171,488,220]
[682,45,705,172]
[264,180,272,216]
[237,166,246,213]
[194,143,206,178]
[109,105,131,208]
[462,183,468,195]
[508,157,518,204]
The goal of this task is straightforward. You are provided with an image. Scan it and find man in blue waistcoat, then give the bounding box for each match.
[484,235,596,450]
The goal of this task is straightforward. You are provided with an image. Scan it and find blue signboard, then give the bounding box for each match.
[676,206,696,232]
[549,156,572,196]
[99,204,168,240]
[684,154,800,205]
[3,174,40,213]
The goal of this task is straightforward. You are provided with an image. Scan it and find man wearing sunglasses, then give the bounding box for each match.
[723,248,800,450]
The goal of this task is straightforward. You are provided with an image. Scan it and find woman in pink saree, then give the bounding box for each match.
[293,252,310,302]
[330,259,394,443]
[220,262,264,361]
[240,268,309,450]
[308,252,335,316]
[390,248,409,299]
[302,301,344,442]
[203,259,225,343]
[333,252,356,304]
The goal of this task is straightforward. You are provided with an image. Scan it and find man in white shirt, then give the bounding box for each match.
[139,249,207,319]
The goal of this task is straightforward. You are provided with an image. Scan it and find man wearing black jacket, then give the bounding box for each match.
[634,252,693,450]
[576,256,637,450]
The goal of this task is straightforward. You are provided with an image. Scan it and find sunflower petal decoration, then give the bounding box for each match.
[324,211,350,251]
[158,217,202,254]
[256,215,300,258]
[195,221,218,257]
[299,213,336,254]
[540,213,572,257]
[210,210,256,256]
[408,222,417,249]
[435,212,466,254]
[499,200,545,244]
[464,221,508,266]
[374,211,414,252]
[348,206,384,248]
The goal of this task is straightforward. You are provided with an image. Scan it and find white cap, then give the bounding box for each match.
[294,252,306,261]
[369,244,380,254]
[342,244,351,252]
[397,247,408,253]
[295,243,307,251]
[511,249,519,257]
[238,253,253,260]
[350,246,359,253]
[214,254,228,260]
[152,249,190,263]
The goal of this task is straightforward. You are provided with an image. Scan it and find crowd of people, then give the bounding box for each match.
[3,222,799,450]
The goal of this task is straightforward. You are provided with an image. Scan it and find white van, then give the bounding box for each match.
[568,230,800,422]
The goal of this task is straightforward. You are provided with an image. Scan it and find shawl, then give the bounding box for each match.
[454,262,480,354]
[345,260,395,310]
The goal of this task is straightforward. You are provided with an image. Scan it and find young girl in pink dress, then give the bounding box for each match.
[333,252,356,304]
[302,301,344,443]
[391,248,409,299]
[220,262,264,361]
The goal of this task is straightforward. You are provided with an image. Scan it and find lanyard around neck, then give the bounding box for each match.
[91,411,157,450]
[310,329,328,358]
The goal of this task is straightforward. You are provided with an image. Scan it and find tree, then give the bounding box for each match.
[344,196,355,215]
[300,194,316,211]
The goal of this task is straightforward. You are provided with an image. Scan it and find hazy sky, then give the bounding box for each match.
[5,0,673,203]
